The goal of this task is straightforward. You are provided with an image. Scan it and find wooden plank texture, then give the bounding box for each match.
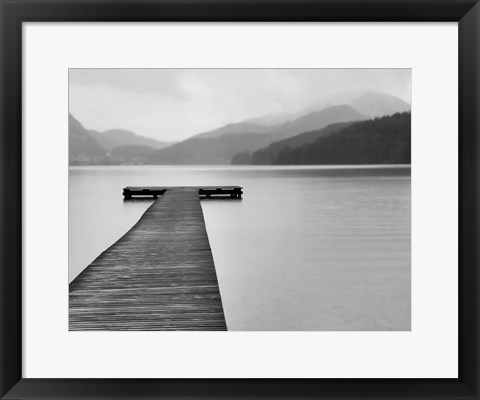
[69,188,227,331]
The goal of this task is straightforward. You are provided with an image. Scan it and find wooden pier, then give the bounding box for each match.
[69,186,242,331]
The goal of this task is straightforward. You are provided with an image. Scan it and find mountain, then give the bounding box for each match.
[242,112,293,126]
[270,112,411,165]
[232,121,351,165]
[69,114,105,164]
[194,122,271,139]
[351,92,410,118]
[147,132,274,165]
[266,105,366,142]
[108,145,158,164]
[89,128,171,151]
[69,114,169,165]
[148,105,366,165]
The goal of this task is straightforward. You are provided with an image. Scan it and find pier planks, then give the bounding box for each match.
[69,187,227,331]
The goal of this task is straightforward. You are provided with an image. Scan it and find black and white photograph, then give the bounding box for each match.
[68,68,411,331]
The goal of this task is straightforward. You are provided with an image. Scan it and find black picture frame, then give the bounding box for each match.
[1,0,479,399]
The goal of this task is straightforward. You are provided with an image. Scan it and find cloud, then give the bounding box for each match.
[70,69,188,100]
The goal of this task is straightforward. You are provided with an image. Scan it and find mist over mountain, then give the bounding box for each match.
[108,145,158,164]
[242,112,293,126]
[266,105,366,142]
[194,122,271,139]
[89,129,171,151]
[351,92,410,118]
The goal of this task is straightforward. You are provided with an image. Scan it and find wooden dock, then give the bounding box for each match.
[69,186,242,331]
[123,186,243,199]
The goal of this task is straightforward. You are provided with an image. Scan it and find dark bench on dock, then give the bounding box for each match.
[123,186,243,199]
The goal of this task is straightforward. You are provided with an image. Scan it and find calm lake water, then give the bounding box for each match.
[69,165,411,331]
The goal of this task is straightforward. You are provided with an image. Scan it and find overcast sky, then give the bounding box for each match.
[69,69,411,142]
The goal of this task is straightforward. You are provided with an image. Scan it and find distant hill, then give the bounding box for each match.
[89,128,171,151]
[194,122,271,139]
[69,114,105,164]
[147,132,274,165]
[69,114,168,165]
[108,145,157,164]
[351,92,410,118]
[266,105,366,142]
[270,112,411,165]
[242,112,293,126]
[148,105,365,165]
[232,122,351,165]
